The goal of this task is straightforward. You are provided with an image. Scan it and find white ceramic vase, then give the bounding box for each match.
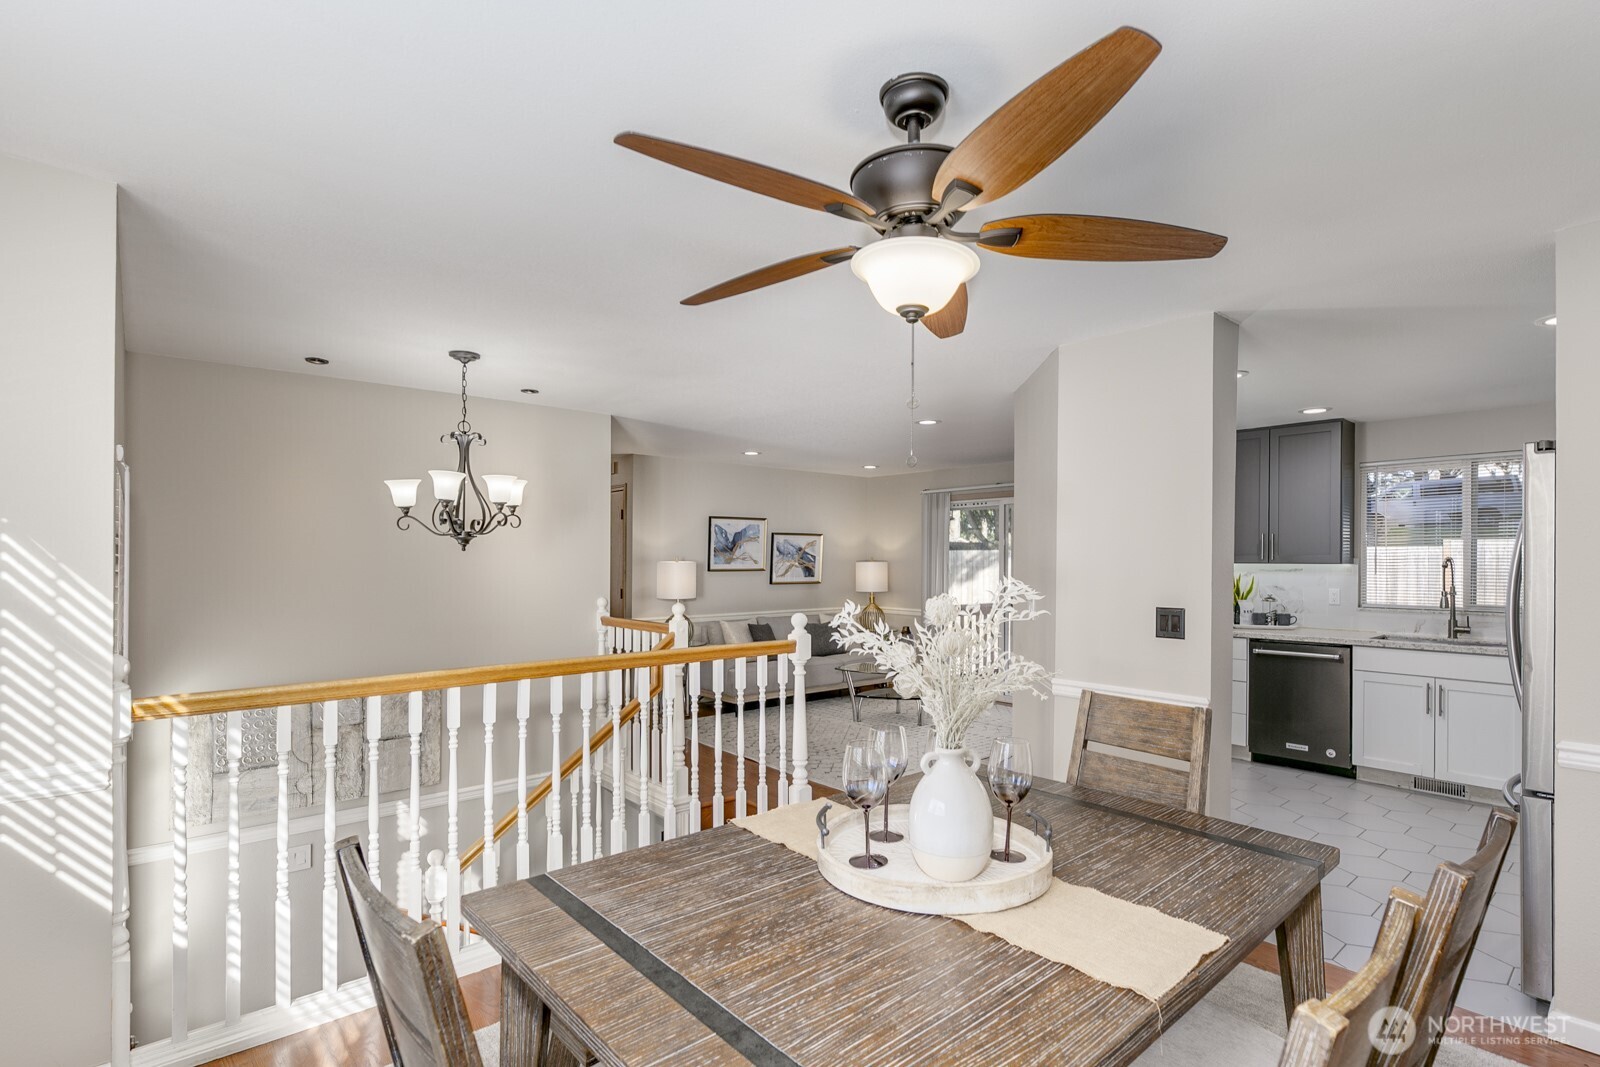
[908,747,993,882]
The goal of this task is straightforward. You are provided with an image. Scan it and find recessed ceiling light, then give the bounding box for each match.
[521,387,541,395]
[917,419,940,426]
[863,464,878,470]
[1236,370,1249,379]
[1542,316,1558,327]
[1300,406,1330,415]
[743,450,761,456]
[304,356,329,365]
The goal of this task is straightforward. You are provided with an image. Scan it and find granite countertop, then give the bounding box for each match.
[1232,625,1508,657]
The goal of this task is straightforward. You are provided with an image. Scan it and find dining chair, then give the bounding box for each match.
[1065,689,1211,812]
[335,836,484,1066]
[1373,807,1518,1067]
[1278,887,1423,1067]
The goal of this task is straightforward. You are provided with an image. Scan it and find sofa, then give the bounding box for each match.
[691,613,859,700]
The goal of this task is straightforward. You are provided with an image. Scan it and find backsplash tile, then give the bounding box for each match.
[1232,564,1505,639]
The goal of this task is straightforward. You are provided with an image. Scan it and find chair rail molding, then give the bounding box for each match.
[1555,740,1600,773]
[1051,677,1211,710]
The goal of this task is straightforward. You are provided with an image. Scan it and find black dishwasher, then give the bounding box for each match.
[1248,640,1353,773]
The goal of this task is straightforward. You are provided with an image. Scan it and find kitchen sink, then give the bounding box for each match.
[1371,633,1507,649]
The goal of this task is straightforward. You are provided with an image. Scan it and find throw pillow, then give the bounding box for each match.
[747,622,775,642]
[804,621,842,657]
[721,620,754,645]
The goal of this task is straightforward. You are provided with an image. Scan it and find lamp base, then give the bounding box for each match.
[857,593,887,634]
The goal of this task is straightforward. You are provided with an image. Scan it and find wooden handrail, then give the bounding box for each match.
[601,615,670,634]
[131,639,795,722]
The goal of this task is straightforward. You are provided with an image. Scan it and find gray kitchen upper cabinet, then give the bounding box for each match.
[1236,418,1354,564]
[1235,429,1270,563]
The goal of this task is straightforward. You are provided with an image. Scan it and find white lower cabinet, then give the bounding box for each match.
[1231,638,1248,747]
[1351,648,1519,789]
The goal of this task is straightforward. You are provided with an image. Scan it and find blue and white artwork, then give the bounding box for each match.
[708,516,766,571]
[769,532,823,585]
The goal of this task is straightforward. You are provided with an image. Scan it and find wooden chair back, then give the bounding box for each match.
[1375,807,1518,1067]
[1065,690,1211,812]
[335,837,482,1067]
[1279,887,1423,1067]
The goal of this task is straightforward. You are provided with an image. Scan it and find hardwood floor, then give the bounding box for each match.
[693,742,837,825]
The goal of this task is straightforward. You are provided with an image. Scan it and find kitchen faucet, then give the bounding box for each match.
[1441,557,1471,638]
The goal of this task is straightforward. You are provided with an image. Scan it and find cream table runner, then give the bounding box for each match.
[733,798,1228,1002]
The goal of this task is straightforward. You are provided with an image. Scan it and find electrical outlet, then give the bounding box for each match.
[287,843,312,873]
[1327,588,1342,606]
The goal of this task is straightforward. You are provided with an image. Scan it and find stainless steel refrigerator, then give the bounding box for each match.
[1505,439,1555,1002]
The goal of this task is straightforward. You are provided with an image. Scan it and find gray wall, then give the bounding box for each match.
[0,154,118,1066]
[1011,353,1060,767]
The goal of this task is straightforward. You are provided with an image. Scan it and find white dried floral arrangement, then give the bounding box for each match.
[832,576,1054,749]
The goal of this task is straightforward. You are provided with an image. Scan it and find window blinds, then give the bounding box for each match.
[1360,453,1522,610]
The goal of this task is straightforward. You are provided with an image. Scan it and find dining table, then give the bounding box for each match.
[462,773,1340,1066]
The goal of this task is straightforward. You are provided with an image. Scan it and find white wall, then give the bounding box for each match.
[1011,353,1060,767]
[1048,314,1238,811]
[1551,218,1600,1046]
[1235,401,1556,635]
[0,154,118,1066]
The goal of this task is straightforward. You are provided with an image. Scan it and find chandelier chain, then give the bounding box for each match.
[458,358,472,433]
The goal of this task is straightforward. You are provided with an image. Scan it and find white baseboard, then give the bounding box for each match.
[121,941,499,1067]
[1548,1008,1600,1054]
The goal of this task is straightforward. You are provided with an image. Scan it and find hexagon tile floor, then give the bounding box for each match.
[1229,758,1539,1023]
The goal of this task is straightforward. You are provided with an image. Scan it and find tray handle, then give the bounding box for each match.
[816,802,833,851]
[1025,810,1054,855]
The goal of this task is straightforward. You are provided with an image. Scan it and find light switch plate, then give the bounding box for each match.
[1156,607,1186,640]
[287,843,312,873]
[1327,588,1341,605]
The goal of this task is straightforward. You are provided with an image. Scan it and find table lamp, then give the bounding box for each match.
[656,559,697,643]
[855,560,889,633]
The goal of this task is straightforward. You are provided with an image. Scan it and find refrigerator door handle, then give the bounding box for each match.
[1502,772,1522,812]
[1506,521,1525,711]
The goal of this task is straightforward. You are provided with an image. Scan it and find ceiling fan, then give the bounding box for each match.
[614,26,1227,339]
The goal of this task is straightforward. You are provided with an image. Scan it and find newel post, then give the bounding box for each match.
[788,612,812,802]
[667,605,691,834]
[110,654,132,1066]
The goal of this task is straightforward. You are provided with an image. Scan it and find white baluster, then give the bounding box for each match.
[274,706,292,1009]
[547,676,564,871]
[596,596,609,656]
[733,657,748,817]
[688,661,702,832]
[423,849,446,922]
[579,674,595,861]
[662,664,678,840]
[169,717,190,1043]
[609,670,625,853]
[404,691,423,918]
[778,654,789,807]
[789,613,813,802]
[320,701,338,992]
[110,662,132,1066]
[667,606,690,837]
[444,688,462,949]
[756,657,770,814]
[569,773,580,866]
[480,682,498,889]
[365,695,382,892]
[515,679,531,879]
[224,710,243,1026]
[592,740,605,858]
[636,666,652,845]
[711,659,726,827]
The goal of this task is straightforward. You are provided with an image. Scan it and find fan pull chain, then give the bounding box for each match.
[906,321,919,468]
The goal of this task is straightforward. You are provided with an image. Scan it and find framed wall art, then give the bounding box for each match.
[769,532,823,585]
[707,516,766,571]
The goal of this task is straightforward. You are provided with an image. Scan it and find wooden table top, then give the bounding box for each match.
[464,776,1339,1067]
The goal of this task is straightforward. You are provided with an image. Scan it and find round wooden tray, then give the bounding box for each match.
[815,803,1053,915]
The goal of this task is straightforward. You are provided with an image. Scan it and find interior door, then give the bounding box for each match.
[1435,679,1522,790]
[1351,670,1434,776]
[609,484,630,617]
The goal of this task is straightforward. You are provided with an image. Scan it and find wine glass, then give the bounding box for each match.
[867,724,908,843]
[989,738,1033,863]
[842,740,888,869]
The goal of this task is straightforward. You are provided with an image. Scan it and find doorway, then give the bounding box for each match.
[609,484,630,617]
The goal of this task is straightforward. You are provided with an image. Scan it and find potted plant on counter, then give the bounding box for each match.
[1233,574,1256,625]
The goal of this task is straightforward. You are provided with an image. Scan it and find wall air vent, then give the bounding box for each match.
[1411,775,1468,799]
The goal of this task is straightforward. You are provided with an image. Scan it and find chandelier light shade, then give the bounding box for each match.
[854,560,889,633]
[384,350,524,551]
[850,235,980,321]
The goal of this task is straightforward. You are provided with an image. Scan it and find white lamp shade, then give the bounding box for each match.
[656,560,697,601]
[850,235,980,317]
[508,478,528,506]
[482,474,517,504]
[428,469,466,500]
[385,478,421,508]
[855,560,889,594]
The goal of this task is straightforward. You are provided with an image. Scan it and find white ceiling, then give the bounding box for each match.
[2,1,1590,473]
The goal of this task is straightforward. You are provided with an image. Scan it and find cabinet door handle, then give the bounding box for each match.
[1439,687,1446,718]
[1259,532,1266,561]
[1270,532,1277,561]
[1425,682,1432,716]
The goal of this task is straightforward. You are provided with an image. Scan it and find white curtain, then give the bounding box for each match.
[921,490,951,607]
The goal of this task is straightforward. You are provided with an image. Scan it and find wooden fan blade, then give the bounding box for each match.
[682,248,857,306]
[922,283,968,338]
[979,214,1227,260]
[615,132,874,216]
[933,27,1162,212]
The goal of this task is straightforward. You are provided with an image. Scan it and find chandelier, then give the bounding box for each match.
[383,350,525,551]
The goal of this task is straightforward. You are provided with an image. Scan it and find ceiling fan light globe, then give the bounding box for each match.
[850,236,979,319]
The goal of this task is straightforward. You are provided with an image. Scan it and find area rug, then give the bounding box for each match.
[703,693,1012,790]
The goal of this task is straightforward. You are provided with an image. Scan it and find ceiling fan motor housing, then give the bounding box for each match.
[850,143,952,220]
